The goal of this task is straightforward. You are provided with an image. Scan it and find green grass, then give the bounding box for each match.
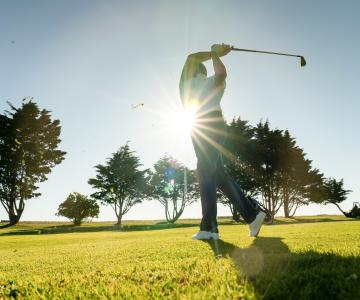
[0,216,359,299]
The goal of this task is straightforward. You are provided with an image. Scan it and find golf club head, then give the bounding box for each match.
[300,56,306,67]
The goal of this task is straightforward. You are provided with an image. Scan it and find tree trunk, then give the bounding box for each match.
[168,214,177,224]
[226,202,241,222]
[165,203,171,223]
[8,208,23,226]
[116,214,122,226]
[283,198,290,218]
[73,218,82,226]
[169,206,185,224]
[1,198,25,227]
[332,203,347,217]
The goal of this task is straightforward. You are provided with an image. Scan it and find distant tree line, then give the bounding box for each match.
[221,118,353,222]
[0,100,355,227]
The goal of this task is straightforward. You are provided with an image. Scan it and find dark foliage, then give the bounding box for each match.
[345,205,360,218]
[56,192,99,225]
[312,178,352,216]
[88,143,148,225]
[223,118,324,219]
[0,99,66,226]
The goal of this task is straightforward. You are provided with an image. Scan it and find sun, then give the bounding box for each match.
[142,97,200,150]
[167,105,197,136]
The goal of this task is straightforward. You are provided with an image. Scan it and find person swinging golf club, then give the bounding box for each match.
[179,43,266,239]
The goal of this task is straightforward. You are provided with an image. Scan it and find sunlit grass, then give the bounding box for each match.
[0,216,359,299]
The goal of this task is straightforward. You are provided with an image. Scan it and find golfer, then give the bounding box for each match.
[179,44,266,239]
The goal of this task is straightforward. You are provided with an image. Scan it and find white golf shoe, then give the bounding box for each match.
[192,231,219,240]
[249,211,266,237]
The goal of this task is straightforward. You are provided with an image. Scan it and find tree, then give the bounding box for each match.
[248,121,285,218]
[346,204,360,218]
[88,144,148,226]
[56,192,99,225]
[0,99,66,227]
[150,155,198,223]
[318,178,352,216]
[221,118,326,220]
[276,130,324,217]
[249,122,323,219]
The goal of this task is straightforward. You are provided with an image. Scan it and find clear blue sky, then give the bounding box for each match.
[1,0,359,221]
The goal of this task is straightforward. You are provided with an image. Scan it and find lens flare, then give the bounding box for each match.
[183,105,198,131]
[168,105,197,135]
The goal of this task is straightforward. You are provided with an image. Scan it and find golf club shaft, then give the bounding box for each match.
[231,47,302,59]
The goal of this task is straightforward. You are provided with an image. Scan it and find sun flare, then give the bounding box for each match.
[168,105,197,135]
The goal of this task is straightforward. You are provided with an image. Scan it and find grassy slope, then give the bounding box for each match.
[0,216,359,299]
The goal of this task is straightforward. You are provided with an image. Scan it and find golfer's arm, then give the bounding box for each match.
[188,50,229,62]
[180,52,211,86]
[187,51,212,63]
[211,51,227,79]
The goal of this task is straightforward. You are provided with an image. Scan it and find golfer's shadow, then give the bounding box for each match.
[203,237,290,279]
[203,237,360,299]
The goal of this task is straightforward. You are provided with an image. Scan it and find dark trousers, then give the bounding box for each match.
[192,111,259,232]
[197,155,259,232]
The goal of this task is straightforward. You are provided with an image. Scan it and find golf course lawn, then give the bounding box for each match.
[0,216,359,299]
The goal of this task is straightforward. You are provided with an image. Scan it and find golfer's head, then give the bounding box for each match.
[193,63,207,79]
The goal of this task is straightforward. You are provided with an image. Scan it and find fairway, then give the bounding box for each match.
[0,216,359,299]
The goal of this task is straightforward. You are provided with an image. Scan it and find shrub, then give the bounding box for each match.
[56,193,99,225]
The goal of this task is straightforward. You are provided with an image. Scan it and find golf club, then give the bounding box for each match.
[231,46,306,67]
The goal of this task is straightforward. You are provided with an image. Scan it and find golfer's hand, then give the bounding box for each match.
[211,43,231,56]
